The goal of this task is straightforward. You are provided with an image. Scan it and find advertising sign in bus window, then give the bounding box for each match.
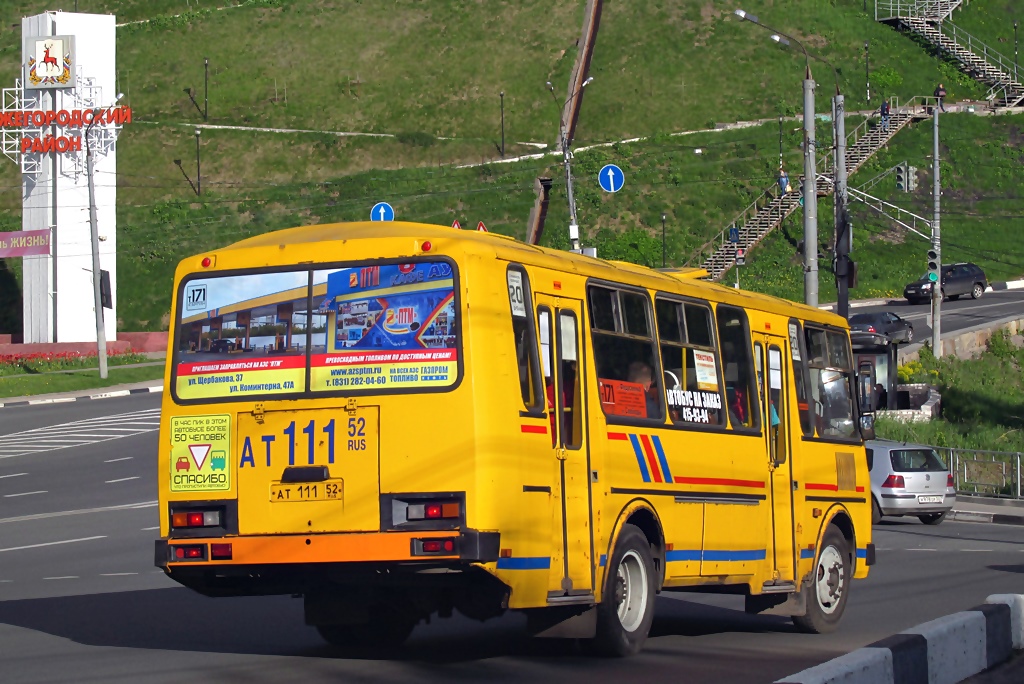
[175,270,310,401]
[309,261,459,392]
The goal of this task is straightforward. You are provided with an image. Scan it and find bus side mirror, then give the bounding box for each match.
[857,362,876,440]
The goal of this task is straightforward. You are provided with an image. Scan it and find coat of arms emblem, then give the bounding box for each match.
[25,37,74,88]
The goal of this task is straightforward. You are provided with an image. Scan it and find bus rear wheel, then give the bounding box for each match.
[593,523,655,657]
[792,525,851,634]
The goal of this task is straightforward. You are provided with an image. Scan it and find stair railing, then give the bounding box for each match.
[939,22,1020,85]
[875,0,963,22]
[687,184,784,268]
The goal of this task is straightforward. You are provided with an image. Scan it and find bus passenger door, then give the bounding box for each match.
[537,295,595,599]
[754,334,796,587]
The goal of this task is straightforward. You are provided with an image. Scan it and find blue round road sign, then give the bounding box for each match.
[598,164,625,193]
[370,202,395,222]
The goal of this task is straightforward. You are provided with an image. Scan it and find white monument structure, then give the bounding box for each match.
[1,12,128,343]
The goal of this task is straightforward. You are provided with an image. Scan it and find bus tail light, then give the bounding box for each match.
[172,510,221,528]
[407,501,460,521]
[210,543,233,560]
[882,474,905,488]
[172,545,206,561]
[412,538,456,556]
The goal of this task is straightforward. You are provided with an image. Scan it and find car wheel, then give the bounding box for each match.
[971,283,984,300]
[593,523,656,657]
[918,512,947,525]
[905,327,914,343]
[872,498,882,526]
[792,525,851,634]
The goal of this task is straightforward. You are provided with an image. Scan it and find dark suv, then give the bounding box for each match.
[903,262,987,305]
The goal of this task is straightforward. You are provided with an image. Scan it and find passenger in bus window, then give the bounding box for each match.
[627,361,662,420]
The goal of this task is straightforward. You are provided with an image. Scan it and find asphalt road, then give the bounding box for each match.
[855,289,1024,344]
[2,395,1023,684]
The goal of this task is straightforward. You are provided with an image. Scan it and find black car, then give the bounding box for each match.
[209,339,236,353]
[903,262,987,305]
[849,311,914,343]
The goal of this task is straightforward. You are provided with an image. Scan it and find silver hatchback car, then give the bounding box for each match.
[867,440,956,525]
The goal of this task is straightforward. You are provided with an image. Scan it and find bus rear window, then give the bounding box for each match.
[173,261,459,402]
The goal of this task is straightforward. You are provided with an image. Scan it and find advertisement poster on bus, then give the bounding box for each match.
[174,270,309,400]
[310,262,458,391]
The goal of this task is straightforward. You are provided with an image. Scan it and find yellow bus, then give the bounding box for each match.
[156,221,877,655]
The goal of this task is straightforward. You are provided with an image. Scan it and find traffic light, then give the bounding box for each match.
[895,163,907,192]
[926,248,940,284]
[907,166,918,192]
[735,247,746,266]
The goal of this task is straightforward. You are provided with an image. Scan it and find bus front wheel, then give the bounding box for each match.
[593,523,656,657]
[792,525,851,634]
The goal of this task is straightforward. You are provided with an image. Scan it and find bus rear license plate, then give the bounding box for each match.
[917,495,942,504]
[270,480,343,502]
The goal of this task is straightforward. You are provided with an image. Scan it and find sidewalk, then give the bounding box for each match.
[950,496,1024,525]
[0,379,163,408]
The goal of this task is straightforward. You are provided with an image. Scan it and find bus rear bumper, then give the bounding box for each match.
[155,529,499,570]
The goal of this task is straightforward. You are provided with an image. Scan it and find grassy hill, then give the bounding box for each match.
[0,0,1020,331]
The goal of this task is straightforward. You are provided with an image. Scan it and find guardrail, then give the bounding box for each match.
[938,21,1020,86]
[939,447,1023,499]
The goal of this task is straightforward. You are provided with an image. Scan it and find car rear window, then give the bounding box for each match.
[889,448,947,472]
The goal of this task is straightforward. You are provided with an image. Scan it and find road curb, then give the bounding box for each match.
[818,278,1024,314]
[777,595,1024,684]
[0,385,162,409]
[949,510,1024,526]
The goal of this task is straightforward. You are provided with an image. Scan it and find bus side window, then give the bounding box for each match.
[557,311,582,449]
[507,266,543,413]
[716,305,759,430]
[788,319,815,437]
[656,298,724,427]
[589,286,664,422]
[538,307,556,446]
[804,326,857,440]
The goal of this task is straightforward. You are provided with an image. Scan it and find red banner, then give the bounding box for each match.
[0,230,50,257]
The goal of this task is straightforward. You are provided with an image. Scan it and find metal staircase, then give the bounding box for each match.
[689,97,928,281]
[876,1,1024,109]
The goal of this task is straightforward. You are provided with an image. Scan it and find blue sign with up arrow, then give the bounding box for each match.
[729,227,739,243]
[370,202,395,222]
[598,164,625,193]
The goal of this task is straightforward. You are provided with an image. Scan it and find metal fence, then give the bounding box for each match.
[937,448,1023,499]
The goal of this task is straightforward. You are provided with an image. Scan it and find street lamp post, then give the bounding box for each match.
[547,77,593,252]
[661,213,667,267]
[865,40,870,105]
[1015,21,1019,71]
[499,91,505,158]
[85,93,124,380]
[195,128,202,196]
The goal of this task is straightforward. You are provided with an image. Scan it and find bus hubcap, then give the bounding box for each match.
[815,546,844,614]
[615,550,648,632]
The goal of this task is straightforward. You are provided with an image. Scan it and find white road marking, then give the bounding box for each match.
[43,576,79,580]
[3,490,47,498]
[0,472,27,479]
[100,572,139,577]
[0,408,161,460]
[962,549,995,552]
[104,457,134,463]
[906,548,938,551]
[141,526,159,531]
[0,501,156,524]
[0,535,106,553]
[105,477,140,484]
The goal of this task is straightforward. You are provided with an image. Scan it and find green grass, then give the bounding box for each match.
[0,0,1020,330]
[0,365,165,398]
[876,332,1024,453]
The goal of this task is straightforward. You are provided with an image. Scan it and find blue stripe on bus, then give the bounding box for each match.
[800,548,816,559]
[666,549,767,562]
[496,557,551,570]
[651,435,673,482]
[628,433,652,482]
[599,554,607,567]
[856,548,867,559]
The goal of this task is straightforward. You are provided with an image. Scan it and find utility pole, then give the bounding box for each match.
[661,212,667,267]
[833,93,851,319]
[195,128,202,196]
[562,128,580,251]
[204,58,209,121]
[931,106,942,356]
[865,41,870,105]
[803,68,818,308]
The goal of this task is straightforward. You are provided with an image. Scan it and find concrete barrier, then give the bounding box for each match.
[776,595,1019,684]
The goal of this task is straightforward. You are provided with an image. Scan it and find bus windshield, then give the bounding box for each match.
[172,260,460,402]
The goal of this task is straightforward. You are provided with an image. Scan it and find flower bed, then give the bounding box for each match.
[0,349,149,376]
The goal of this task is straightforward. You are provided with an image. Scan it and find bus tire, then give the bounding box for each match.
[593,523,655,657]
[316,608,417,650]
[792,525,851,634]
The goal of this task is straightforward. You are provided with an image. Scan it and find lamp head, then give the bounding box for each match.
[734,9,758,23]
[771,34,791,47]
[195,128,201,137]
[174,159,182,166]
[582,76,594,87]
[545,81,554,92]
[114,92,124,103]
